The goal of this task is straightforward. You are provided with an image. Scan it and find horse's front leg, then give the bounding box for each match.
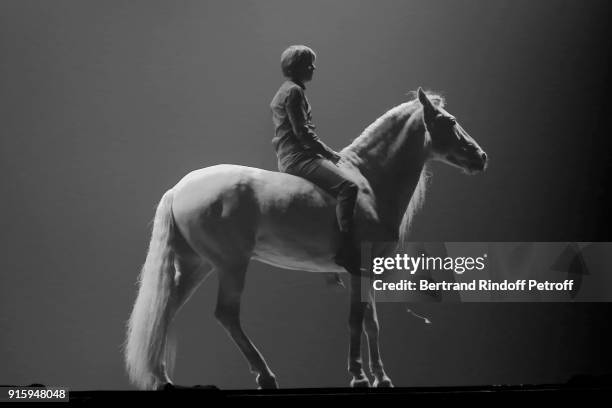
[347,275,370,387]
[363,287,393,387]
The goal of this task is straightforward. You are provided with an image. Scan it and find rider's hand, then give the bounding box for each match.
[330,152,342,164]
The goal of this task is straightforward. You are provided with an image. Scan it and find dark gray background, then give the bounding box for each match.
[1,0,611,390]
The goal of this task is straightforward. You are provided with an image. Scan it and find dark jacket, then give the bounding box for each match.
[270,80,336,170]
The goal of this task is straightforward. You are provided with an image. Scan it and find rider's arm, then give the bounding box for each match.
[285,86,339,161]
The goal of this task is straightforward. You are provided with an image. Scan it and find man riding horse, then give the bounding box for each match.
[270,45,361,274]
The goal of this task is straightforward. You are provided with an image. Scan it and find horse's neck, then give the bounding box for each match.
[352,107,429,230]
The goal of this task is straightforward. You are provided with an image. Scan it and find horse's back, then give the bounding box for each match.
[171,164,334,217]
[170,164,342,270]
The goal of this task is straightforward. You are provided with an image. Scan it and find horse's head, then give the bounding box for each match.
[418,88,487,174]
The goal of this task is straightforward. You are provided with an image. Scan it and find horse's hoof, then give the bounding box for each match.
[373,377,394,388]
[256,374,278,389]
[350,377,371,388]
[157,382,174,391]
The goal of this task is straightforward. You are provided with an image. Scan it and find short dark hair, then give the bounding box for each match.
[280,45,316,78]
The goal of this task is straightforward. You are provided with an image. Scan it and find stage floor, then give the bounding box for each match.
[69,378,612,402]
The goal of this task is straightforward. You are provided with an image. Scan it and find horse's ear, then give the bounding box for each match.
[418,87,436,117]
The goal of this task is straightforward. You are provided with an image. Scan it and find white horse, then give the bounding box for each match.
[124,88,487,390]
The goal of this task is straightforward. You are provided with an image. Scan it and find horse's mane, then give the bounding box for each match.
[346,90,445,154]
[399,164,431,245]
[344,90,445,245]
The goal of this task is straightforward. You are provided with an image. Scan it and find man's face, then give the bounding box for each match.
[296,58,316,82]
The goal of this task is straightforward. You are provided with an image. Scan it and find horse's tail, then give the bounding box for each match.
[124,189,177,390]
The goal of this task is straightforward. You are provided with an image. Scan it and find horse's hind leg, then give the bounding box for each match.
[363,288,393,387]
[158,255,213,388]
[215,261,278,389]
[173,257,213,314]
